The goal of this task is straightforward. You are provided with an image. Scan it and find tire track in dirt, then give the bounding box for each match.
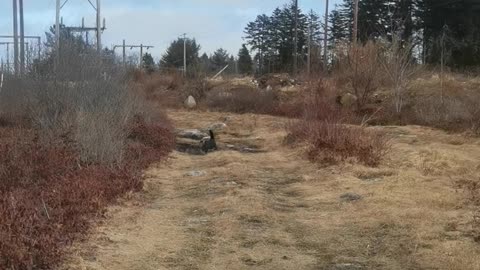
[65,111,323,270]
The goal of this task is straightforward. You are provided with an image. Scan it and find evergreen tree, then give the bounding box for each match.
[238,44,253,75]
[160,38,201,71]
[142,53,155,73]
[244,0,310,73]
[329,8,350,45]
[198,53,211,74]
[211,48,230,71]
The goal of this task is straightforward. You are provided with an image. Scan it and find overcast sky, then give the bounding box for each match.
[0,0,341,62]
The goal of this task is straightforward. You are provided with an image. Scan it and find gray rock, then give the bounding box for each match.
[339,93,358,107]
[340,193,363,202]
[184,95,197,109]
[330,263,364,270]
[206,122,227,131]
[185,170,207,177]
[176,129,209,140]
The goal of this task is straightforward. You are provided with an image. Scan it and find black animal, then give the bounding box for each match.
[201,130,217,153]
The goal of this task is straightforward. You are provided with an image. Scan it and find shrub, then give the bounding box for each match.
[286,81,389,166]
[333,41,384,111]
[0,45,175,269]
[205,86,277,114]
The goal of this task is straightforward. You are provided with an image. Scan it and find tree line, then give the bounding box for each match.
[330,0,480,68]
[144,38,252,77]
[243,0,480,73]
[32,0,480,77]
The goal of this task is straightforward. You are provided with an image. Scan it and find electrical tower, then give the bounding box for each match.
[56,0,106,66]
[113,40,154,67]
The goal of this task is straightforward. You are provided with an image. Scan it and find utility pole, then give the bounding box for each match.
[324,0,329,70]
[353,0,359,45]
[19,0,24,75]
[183,33,187,77]
[307,23,311,75]
[122,39,126,66]
[293,0,298,74]
[13,0,19,76]
[96,0,102,52]
[140,44,143,67]
[55,0,60,69]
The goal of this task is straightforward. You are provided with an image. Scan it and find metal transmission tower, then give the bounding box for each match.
[113,40,154,67]
[6,0,29,76]
[19,0,25,75]
[12,0,19,76]
[55,0,106,65]
[0,35,41,63]
[0,42,14,73]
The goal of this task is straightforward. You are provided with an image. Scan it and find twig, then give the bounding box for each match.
[361,107,383,127]
[41,198,51,220]
[0,72,4,93]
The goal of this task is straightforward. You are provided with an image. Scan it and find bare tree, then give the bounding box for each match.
[336,41,382,111]
[381,35,419,114]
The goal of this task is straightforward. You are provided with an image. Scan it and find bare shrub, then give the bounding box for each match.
[0,78,32,126]
[287,81,389,166]
[23,46,158,164]
[411,94,480,134]
[206,86,277,114]
[381,37,420,114]
[334,41,384,111]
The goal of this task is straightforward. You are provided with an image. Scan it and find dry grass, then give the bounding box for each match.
[205,86,278,114]
[64,109,480,270]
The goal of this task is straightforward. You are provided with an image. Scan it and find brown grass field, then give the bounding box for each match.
[64,109,480,270]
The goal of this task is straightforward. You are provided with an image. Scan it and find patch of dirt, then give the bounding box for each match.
[64,110,480,270]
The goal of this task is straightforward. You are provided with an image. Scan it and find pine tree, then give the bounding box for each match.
[160,38,201,70]
[142,53,155,73]
[211,48,230,71]
[238,44,253,75]
[243,0,310,73]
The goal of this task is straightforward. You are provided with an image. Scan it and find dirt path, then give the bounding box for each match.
[65,110,480,270]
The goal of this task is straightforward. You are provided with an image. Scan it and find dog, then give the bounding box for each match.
[201,130,217,153]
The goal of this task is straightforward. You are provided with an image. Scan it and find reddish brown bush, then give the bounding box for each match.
[286,81,389,166]
[0,115,174,269]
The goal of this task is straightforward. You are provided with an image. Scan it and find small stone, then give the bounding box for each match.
[332,263,364,270]
[339,93,358,107]
[206,122,227,131]
[184,95,197,109]
[340,193,363,202]
[185,170,207,177]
